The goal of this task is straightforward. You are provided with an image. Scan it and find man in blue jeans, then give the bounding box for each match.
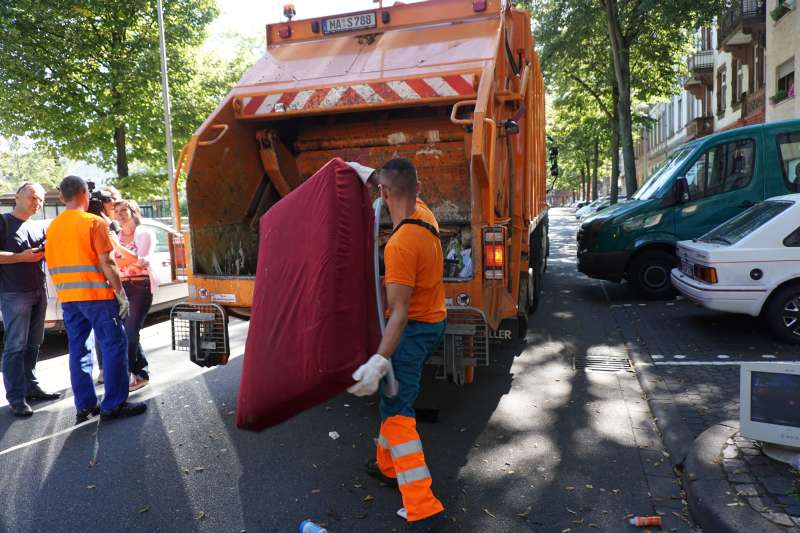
[0,182,61,417]
[45,176,146,424]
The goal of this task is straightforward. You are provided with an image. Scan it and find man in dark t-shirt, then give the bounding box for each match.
[0,182,61,417]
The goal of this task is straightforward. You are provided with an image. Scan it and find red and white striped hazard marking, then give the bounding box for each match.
[238,73,476,116]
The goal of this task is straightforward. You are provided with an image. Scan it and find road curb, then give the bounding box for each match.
[627,344,694,464]
[684,421,787,533]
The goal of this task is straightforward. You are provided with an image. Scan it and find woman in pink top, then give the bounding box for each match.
[114,200,156,391]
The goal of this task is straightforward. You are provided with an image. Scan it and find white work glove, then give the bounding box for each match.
[348,354,391,397]
[115,290,130,320]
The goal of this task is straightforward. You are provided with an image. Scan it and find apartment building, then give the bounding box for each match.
[765,0,797,122]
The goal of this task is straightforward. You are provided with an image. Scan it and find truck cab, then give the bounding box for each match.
[577,119,800,299]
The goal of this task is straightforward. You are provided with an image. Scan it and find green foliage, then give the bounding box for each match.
[0,0,235,179]
[526,0,725,195]
[0,138,69,192]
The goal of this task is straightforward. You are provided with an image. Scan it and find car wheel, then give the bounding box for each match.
[764,284,800,344]
[629,250,677,300]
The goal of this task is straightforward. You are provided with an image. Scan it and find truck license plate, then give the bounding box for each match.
[681,259,693,277]
[322,12,376,34]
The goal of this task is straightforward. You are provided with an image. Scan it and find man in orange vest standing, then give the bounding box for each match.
[45,176,146,423]
[348,158,447,530]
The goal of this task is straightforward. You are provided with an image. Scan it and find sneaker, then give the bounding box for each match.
[129,375,149,392]
[96,369,104,385]
[365,459,398,487]
[100,401,147,420]
[10,403,34,417]
[76,405,100,424]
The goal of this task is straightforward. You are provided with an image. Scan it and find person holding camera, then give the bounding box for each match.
[113,199,155,391]
[87,184,129,385]
[45,176,146,423]
[0,182,61,417]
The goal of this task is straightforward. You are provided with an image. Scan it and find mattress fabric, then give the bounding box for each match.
[237,158,380,431]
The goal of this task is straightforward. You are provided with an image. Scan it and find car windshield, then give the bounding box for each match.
[633,144,696,200]
[699,201,793,245]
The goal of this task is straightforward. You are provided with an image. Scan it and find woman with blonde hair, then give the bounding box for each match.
[113,199,156,391]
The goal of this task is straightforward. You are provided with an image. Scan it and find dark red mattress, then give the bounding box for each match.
[236,158,380,431]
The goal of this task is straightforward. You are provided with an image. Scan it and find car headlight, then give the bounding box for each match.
[621,213,662,232]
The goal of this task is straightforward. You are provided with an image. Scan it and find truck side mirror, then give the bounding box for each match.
[675,177,690,204]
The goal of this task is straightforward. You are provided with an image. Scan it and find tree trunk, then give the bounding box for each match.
[580,167,587,200]
[591,144,599,201]
[610,63,621,204]
[604,0,638,196]
[114,125,129,178]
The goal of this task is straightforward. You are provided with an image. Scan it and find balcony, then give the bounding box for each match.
[742,85,766,123]
[685,117,714,141]
[684,50,715,99]
[718,0,766,52]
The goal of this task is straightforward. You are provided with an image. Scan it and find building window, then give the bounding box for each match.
[755,44,765,90]
[732,58,743,105]
[678,95,684,128]
[668,102,674,136]
[777,58,795,98]
[717,66,727,114]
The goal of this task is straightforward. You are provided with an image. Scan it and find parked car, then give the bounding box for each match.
[577,119,800,300]
[576,195,627,221]
[0,218,187,332]
[575,197,607,219]
[671,195,800,343]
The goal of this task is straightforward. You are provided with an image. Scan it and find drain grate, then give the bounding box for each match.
[573,354,633,373]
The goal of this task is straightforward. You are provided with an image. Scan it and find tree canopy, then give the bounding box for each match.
[0,0,239,185]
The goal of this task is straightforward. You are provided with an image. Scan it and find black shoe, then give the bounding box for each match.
[409,511,448,532]
[26,387,62,402]
[10,403,34,417]
[100,401,147,420]
[365,459,398,488]
[75,405,100,424]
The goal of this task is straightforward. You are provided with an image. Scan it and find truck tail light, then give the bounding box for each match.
[694,265,718,284]
[483,227,506,280]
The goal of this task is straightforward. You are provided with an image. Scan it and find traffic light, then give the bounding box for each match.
[549,146,559,177]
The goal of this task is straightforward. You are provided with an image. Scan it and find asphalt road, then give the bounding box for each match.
[0,208,718,533]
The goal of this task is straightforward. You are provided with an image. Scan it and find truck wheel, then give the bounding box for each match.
[629,250,677,300]
[764,283,800,344]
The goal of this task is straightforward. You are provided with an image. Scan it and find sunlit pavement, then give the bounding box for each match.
[0,208,695,532]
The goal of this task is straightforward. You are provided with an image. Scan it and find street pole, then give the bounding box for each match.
[157,0,177,220]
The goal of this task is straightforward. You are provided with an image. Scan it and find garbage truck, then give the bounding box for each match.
[170,0,549,384]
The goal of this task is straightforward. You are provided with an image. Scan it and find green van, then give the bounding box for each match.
[577,119,800,299]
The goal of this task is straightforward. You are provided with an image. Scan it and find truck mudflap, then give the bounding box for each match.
[171,302,230,367]
[427,306,489,385]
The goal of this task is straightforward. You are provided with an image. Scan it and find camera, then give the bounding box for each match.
[87,180,113,217]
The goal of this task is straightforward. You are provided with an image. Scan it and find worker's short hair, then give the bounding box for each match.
[58,175,88,201]
[379,158,417,198]
[15,181,44,195]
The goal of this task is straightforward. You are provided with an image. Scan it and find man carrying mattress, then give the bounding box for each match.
[348,158,447,529]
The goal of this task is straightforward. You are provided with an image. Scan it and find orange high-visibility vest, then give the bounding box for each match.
[45,210,114,303]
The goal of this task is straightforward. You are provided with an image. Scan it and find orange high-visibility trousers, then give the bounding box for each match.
[376,415,444,521]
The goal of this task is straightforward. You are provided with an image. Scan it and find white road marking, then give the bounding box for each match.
[717,354,731,359]
[673,354,686,359]
[762,354,777,359]
[655,361,800,366]
[651,355,664,360]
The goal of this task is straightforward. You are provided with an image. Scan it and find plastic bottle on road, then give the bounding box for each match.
[299,519,328,533]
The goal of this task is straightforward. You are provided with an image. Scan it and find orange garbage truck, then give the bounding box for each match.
[169,0,548,384]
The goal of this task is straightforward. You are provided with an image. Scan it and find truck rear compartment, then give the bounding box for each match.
[189,105,476,279]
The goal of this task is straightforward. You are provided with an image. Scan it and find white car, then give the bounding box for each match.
[671,194,800,343]
[2,218,187,332]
